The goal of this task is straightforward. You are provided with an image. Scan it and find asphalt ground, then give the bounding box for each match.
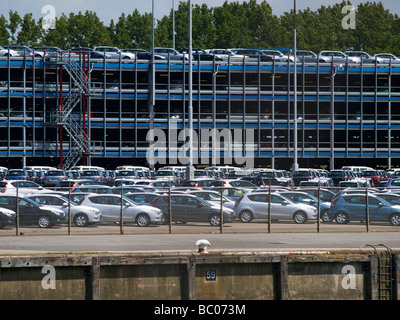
[0,220,399,253]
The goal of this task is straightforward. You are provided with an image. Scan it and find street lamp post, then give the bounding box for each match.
[292,0,299,174]
[186,0,194,180]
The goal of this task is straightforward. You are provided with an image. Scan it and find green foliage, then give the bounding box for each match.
[2,1,400,56]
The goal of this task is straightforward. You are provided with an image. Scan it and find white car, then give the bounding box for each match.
[206,49,246,62]
[79,194,164,227]
[0,180,54,194]
[234,192,318,223]
[318,51,358,64]
[150,48,188,61]
[26,193,103,227]
[374,53,400,64]
[93,46,136,60]
[0,45,20,57]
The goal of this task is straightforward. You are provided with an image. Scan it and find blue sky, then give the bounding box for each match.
[1,0,399,25]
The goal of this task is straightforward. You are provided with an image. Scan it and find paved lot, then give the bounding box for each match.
[0,221,399,253]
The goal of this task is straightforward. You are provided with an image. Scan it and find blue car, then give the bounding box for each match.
[5,169,29,181]
[329,193,400,226]
[279,191,332,222]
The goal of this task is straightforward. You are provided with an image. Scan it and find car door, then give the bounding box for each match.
[344,196,366,221]
[87,196,118,222]
[183,196,212,223]
[367,196,388,222]
[247,194,269,219]
[168,195,188,222]
[16,198,40,224]
[270,194,293,220]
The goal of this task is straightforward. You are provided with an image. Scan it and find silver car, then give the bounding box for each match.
[26,193,103,227]
[234,192,318,223]
[79,194,164,227]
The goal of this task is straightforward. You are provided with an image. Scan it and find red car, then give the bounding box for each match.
[361,170,381,187]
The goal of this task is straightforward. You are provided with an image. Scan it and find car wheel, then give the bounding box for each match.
[136,213,150,227]
[335,212,349,224]
[321,210,332,223]
[74,214,89,227]
[209,214,220,226]
[239,210,253,223]
[38,215,52,228]
[293,211,307,224]
[389,213,400,226]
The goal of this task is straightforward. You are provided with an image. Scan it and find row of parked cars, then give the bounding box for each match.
[1,45,399,65]
[1,164,400,229]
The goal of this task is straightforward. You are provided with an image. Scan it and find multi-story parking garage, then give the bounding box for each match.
[1,52,399,170]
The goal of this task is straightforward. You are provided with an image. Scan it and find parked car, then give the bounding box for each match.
[115,169,139,180]
[328,169,351,187]
[277,191,331,222]
[179,179,221,188]
[0,194,65,228]
[0,180,48,194]
[150,194,236,226]
[374,53,400,64]
[26,169,45,185]
[110,186,153,194]
[262,50,293,62]
[235,49,274,62]
[360,170,382,187]
[206,187,251,201]
[298,188,336,203]
[329,193,400,226]
[4,45,44,58]
[292,50,328,63]
[318,51,357,64]
[186,190,235,209]
[53,179,104,191]
[292,169,319,186]
[383,179,400,189]
[5,169,30,181]
[79,194,164,227]
[343,51,376,64]
[233,192,318,223]
[71,185,112,194]
[121,49,166,60]
[179,48,223,61]
[42,169,68,187]
[0,45,20,57]
[150,48,188,60]
[25,193,102,227]
[206,49,246,62]
[124,192,161,205]
[93,46,136,59]
[71,47,111,59]
[0,207,16,228]
[78,170,105,183]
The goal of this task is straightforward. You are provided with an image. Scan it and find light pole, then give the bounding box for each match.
[186,0,194,180]
[292,0,299,174]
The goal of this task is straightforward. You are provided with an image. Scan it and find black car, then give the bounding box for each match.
[179,48,223,61]
[150,194,236,226]
[236,49,274,62]
[0,195,65,228]
[0,207,16,228]
[328,169,351,187]
[71,47,109,59]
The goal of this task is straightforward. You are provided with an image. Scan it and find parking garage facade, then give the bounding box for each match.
[1,54,399,170]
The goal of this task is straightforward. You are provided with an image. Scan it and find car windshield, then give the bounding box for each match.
[362,171,378,176]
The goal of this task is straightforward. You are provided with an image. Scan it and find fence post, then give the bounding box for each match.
[120,184,124,234]
[317,182,321,233]
[68,186,71,235]
[16,186,19,236]
[366,183,369,232]
[169,182,172,234]
[220,184,223,234]
[268,180,271,233]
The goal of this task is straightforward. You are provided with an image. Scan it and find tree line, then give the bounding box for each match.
[1,0,400,56]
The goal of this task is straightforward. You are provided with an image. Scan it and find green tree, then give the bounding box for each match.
[0,15,10,45]
[8,10,21,44]
[17,13,43,46]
